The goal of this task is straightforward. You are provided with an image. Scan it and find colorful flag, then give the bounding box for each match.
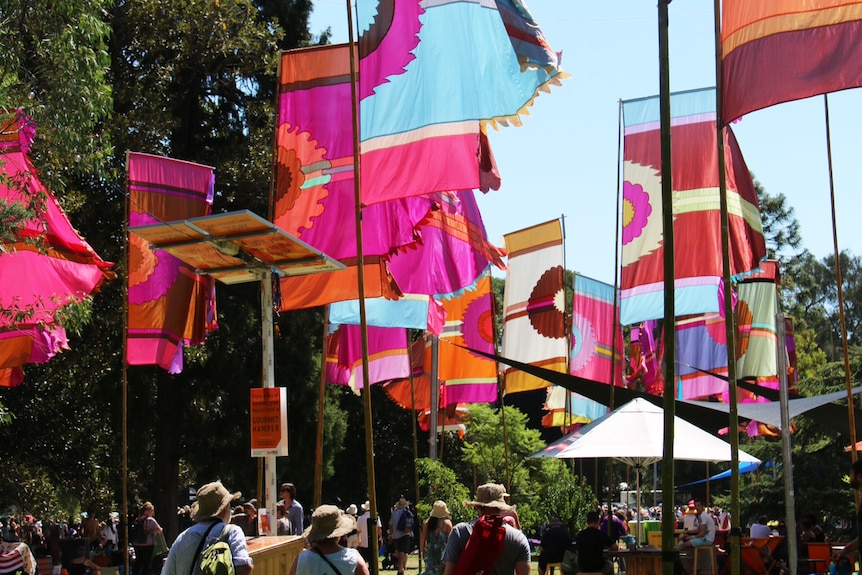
[387,191,507,297]
[278,257,401,311]
[541,386,607,429]
[570,274,624,386]
[435,272,499,405]
[628,320,663,395]
[675,313,729,400]
[126,152,216,373]
[357,0,565,204]
[274,0,558,304]
[621,87,766,325]
[736,262,780,381]
[329,295,442,332]
[501,219,568,393]
[722,0,862,122]
[0,111,113,385]
[325,324,409,391]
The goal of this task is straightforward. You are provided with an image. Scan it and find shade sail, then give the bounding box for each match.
[550,398,761,466]
[683,387,862,430]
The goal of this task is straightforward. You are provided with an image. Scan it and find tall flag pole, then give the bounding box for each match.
[314,308,329,509]
[122,151,131,575]
[713,2,742,572]
[344,2,379,571]
[823,95,858,466]
[657,4,676,575]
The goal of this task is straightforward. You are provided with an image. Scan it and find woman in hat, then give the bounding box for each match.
[419,501,452,575]
[289,505,369,575]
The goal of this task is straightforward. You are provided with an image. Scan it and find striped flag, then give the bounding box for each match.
[501,219,567,393]
[126,152,216,373]
[722,0,862,122]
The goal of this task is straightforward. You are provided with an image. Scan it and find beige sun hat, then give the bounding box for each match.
[464,483,511,510]
[430,501,451,519]
[361,501,371,512]
[191,481,241,522]
[303,505,357,544]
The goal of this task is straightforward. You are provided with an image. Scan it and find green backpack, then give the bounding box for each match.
[190,521,235,575]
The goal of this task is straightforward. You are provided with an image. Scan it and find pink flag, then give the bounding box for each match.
[126,152,216,373]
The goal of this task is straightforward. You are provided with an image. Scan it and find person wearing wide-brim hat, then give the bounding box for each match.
[442,483,531,575]
[162,481,253,575]
[288,505,369,575]
[420,501,453,575]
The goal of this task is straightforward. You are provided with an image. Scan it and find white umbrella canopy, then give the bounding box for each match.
[554,397,760,465]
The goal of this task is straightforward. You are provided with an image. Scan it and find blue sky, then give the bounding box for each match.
[309,0,862,286]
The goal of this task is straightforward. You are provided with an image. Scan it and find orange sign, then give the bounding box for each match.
[250,387,288,456]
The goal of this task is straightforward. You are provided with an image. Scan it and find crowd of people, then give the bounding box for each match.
[2,476,854,575]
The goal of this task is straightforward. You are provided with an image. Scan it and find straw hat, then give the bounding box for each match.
[464,483,511,510]
[430,501,451,519]
[361,501,371,512]
[346,504,358,516]
[303,505,357,544]
[395,497,409,509]
[192,481,241,522]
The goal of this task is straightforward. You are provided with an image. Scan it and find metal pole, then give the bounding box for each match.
[260,272,277,535]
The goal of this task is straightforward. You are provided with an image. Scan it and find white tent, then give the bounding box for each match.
[554,398,760,465]
[545,398,760,545]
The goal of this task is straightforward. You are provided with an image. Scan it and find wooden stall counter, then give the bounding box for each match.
[247,536,306,575]
[610,549,678,575]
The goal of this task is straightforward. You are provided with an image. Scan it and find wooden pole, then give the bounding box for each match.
[122,151,130,575]
[657,3,677,575]
[408,347,423,574]
[345,2,379,571]
[823,95,858,467]
[713,4,742,573]
[313,309,329,508]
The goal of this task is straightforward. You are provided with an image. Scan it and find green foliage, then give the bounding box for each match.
[462,404,544,487]
[415,458,472,525]
[0,0,114,192]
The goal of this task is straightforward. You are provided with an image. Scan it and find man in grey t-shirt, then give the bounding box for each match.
[442,484,530,575]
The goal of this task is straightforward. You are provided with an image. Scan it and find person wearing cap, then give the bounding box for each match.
[675,499,715,550]
[420,501,453,575]
[161,481,253,575]
[279,483,304,535]
[442,483,531,575]
[344,505,359,549]
[356,501,382,568]
[288,505,369,575]
[239,502,258,537]
[387,497,414,575]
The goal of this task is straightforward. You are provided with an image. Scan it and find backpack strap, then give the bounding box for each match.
[313,547,344,575]
[188,520,223,575]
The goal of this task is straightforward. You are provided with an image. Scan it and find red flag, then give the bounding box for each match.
[722,0,862,122]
